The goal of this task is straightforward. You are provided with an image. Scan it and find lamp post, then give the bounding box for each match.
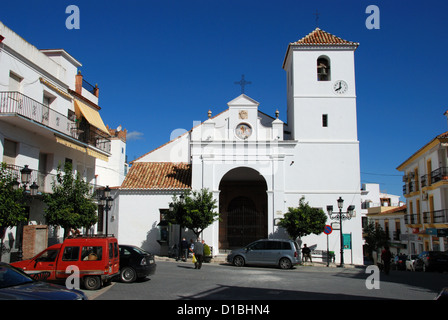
[100,186,113,236]
[326,197,355,268]
[169,194,185,260]
[177,194,185,261]
[13,165,39,261]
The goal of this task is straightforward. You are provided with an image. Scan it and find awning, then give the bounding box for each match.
[55,136,86,153]
[74,99,110,135]
[87,147,109,162]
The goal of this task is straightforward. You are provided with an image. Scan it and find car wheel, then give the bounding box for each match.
[83,276,101,290]
[233,256,245,267]
[279,258,292,269]
[120,266,137,283]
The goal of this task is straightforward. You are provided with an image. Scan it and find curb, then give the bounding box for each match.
[154,255,361,269]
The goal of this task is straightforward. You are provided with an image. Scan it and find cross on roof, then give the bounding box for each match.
[314,9,320,28]
[234,74,251,94]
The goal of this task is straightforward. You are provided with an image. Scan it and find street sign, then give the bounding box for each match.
[343,233,352,249]
[331,222,340,230]
[324,225,332,235]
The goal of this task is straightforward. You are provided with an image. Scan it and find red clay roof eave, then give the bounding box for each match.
[293,28,359,46]
[119,187,191,191]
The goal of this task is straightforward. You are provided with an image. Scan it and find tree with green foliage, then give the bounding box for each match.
[167,188,220,239]
[278,196,327,241]
[43,162,97,239]
[363,221,389,260]
[0,163,28,260]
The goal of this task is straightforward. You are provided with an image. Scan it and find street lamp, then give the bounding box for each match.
[20,165,32,185]
[100,186,113,236]
[12,165,39,194]
[168,194,185,260]
[326,197,355,267]
[13,165,39,261]
[177,194,185,261]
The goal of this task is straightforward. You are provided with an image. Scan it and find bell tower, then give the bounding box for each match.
[281,29,363,266]
[282,28,359,142]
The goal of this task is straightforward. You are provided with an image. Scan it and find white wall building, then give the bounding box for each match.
[0,21,124,261]
[95,125,128,188]
[396,113,448,253]
[116,28,364,265]
[361,183,404,225]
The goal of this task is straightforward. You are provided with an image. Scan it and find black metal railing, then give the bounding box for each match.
[423,209,448,224]
[4,164,103,195]
[404,214,420,225]
[430,167,448,184]
[0,91,110,153]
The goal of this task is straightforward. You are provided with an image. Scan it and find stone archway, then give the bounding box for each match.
[218,167,268,249]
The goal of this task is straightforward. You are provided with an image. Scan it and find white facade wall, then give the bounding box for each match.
[399,142,448,252]
[96,137,127,188]
[0,22,118,261]
[116,190,174,254]
[117,30,364,265]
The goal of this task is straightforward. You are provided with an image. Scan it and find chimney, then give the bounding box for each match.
[75,70,83,95]
[444,110,448,129]
[93,83,99,98]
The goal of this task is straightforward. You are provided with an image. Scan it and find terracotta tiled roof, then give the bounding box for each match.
[291,28,359,47]
[366,205,407,217]
[437,131,448,139]
[121,162,191,190]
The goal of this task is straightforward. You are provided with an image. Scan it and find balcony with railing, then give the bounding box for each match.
[423,209,448,224]
[403,168,448,195]
[405,210,448,225]
[5,164,102,195]
[0,91,110,153]
[404,214,421,225]
[430,167,448,184]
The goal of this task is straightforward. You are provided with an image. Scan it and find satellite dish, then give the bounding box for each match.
[116,125,122,132]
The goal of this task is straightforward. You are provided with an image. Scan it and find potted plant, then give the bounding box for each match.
[203,244,212,263]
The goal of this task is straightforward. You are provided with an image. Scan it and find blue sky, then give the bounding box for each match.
[2,0,448,199]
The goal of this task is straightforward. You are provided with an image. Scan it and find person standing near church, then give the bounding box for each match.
[180,238,189,262]
[193,238,204,269]
[302,244,312,263]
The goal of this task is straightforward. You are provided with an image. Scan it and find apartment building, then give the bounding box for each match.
[396,113,448,253]
[0,21,123,262]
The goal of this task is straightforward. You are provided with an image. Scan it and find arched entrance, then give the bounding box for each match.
[219,167,268,249]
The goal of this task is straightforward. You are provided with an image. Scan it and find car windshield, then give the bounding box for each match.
[0,265,34,289]
[130,246,149,255]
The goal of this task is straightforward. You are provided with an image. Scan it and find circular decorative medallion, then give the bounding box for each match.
[235,123,252,140]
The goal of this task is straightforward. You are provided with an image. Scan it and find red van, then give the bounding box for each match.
[11,236,119,290]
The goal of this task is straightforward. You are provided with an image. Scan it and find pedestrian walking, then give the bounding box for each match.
[180,238,189,262]
[381,245,392,275]
[193,238,204,269]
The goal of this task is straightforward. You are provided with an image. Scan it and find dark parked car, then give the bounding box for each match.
[0,262,87,300]
[118,245,156,283]
[414,251,448,272]
[392,254,407,271]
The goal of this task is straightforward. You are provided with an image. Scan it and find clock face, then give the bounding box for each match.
[333,80,348,94]
[235,123,252,140]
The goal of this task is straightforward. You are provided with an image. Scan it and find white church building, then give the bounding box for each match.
[114,28,364,265]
